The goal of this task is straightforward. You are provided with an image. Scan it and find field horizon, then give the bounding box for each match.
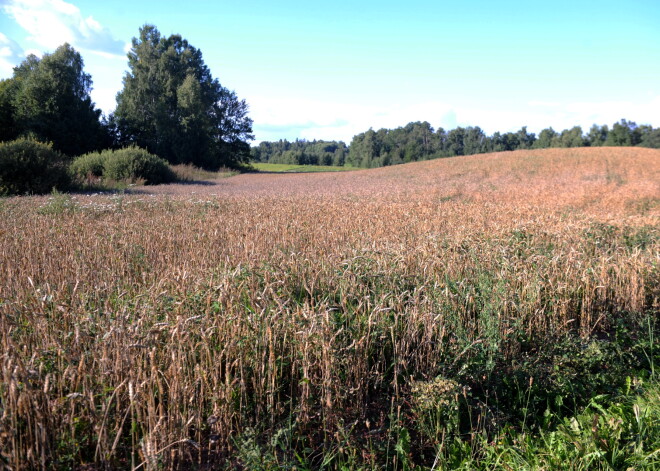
[145,146,658,215]
[1,146,658,470]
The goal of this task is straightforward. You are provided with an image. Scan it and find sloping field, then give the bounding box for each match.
[0,147,658,469]
[149,146,658,210]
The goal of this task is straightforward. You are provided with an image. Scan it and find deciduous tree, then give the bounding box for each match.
[1,44,105,156]
[114,25,253,169]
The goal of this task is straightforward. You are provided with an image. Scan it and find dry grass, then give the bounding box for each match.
[0,147,658,469]
[169,164,237,183]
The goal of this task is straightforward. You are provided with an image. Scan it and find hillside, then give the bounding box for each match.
[147,146,659,213]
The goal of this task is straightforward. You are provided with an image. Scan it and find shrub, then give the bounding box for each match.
[0,137,70,195]
[104,147,175,185]
[70,147,176,186]
[70,152,106,181]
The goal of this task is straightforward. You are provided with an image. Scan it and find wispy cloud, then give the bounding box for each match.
[0,32,24,76]
[563,98,660,127]
[249,96,458,143]
[250,94,660,144]
[2,0,126,57]
[527,100,561,108]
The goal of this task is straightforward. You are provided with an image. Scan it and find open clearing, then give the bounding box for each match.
[1,147,658,470]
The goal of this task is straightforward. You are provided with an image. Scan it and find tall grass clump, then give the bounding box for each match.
[0,146,658,469]
[169,163,237,182]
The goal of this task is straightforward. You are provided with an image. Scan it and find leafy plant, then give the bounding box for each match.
[69,151,106,181]
[70,146,176,186]
[0,137,70,195]
[103,147,175,184]
[410,376,461,448]
[37,188,78,215]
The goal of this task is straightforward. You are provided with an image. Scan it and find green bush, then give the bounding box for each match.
[70,147,175,186]
[70,152,106,180]
[0,137,70,195]
[104,147,173,184]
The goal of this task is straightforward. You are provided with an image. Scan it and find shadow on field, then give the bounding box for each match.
[252,170,354,175]
[168,179,220,186]
[126,179,224,195]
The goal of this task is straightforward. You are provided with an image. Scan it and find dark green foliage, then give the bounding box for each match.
[445,126,467,156]
[534,127,558,149]
[103,147,175,184]
[346,123,535,167]
[347,128,380,167]
[639,125,660,148]
[347,122,536,167]
[490,131,516,152]
[587,124,609,146]
[557,126,586,147]
[461,328,654,431]
[114,25,253,169]
[1,45,107,156]
[605,119,642,146]
[0,138,70,195]
[515,126,537,149]
[69,152,106,179]
[0,79,19,142]
[71,147,175,185]
[433,380,660,470]
[347,122,447,167]
[342,118,658,169]
[250,139,348,166]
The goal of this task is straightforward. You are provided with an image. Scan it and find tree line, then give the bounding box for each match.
[2,25,658,175]
[0,25,253,171]
[250,139,348,166]
[253,120,660,169]
[345,119,660,168]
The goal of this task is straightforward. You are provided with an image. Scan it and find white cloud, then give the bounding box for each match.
[447,97,660,137]
[250,94,660,144]
[0,2,128,112]
[89,82,121,115]
[23,48,43,58]
[249,96,458,143]
[527,100,560,108]
[562,97,660,128]
[0,32,23,77]
[2,0,126,57]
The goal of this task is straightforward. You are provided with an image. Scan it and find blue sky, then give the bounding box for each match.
[1,0,659,143]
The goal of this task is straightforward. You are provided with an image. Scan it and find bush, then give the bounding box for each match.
[70,147,176,186]
[0,137,70,195]
[104,147,174,185]
[70,152,106,180]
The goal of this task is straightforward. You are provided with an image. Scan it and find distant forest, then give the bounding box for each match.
[251,119,660,168]
[251,139,349,166]
[2,34,658,174]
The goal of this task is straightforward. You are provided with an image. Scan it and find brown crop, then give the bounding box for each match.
[0,147,658,469]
